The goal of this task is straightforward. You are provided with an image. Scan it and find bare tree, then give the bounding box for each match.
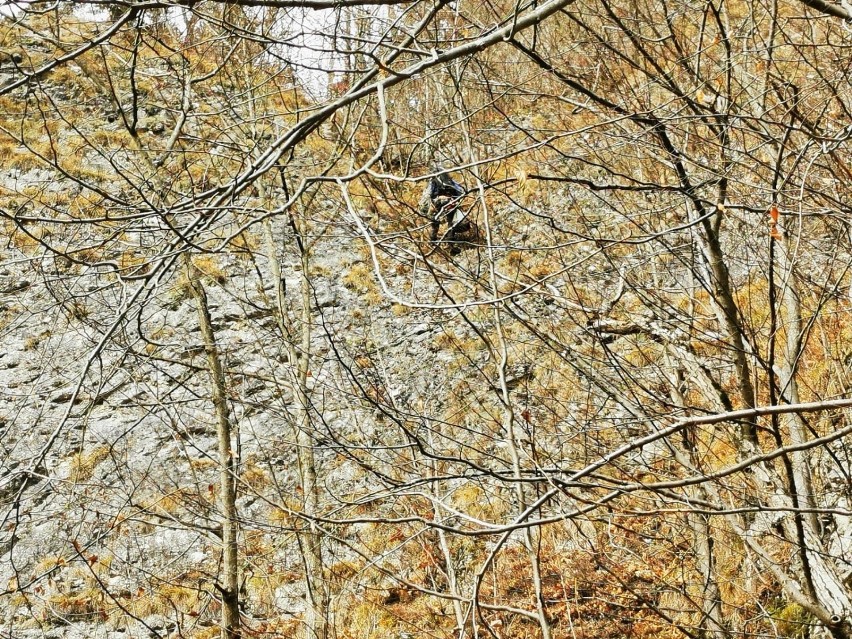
[7,1,852,639]
[185,255,241,639]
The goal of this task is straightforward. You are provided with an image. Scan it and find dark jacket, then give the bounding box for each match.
[428,174,465,201]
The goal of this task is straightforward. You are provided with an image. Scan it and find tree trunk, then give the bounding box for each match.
[695,212,758,445]
[263,218,328,639]
[774,234,852,623]
[689,503,729,639]
[186,257,240,639]
[666,361,730,639]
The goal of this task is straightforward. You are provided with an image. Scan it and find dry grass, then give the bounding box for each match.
[141,488,207,516]
[239,463,271,491]
[5,221,47,254]
[23,330,51,351]
[90,129,129,149]
[69,445,111,482]
[189,457,218,472]
[34,555,67,573]
[245,568,301,613]
[192,254,229,285]
[0,140,15,162]
[268,497,303,527]
[46,588,105,623]
[229,230,261,255]
[342,262,377,294]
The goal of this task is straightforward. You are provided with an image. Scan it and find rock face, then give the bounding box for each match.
[9,6,852,638]
[0,158,524,634]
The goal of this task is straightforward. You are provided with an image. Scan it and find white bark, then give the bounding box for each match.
[775,236,852,621]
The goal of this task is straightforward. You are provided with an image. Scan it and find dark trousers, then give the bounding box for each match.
[430,199,456,241]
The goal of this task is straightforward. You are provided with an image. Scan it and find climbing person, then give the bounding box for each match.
[420,167,466,242]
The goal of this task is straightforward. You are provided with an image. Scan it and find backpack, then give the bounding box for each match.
[429,174,464,200]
